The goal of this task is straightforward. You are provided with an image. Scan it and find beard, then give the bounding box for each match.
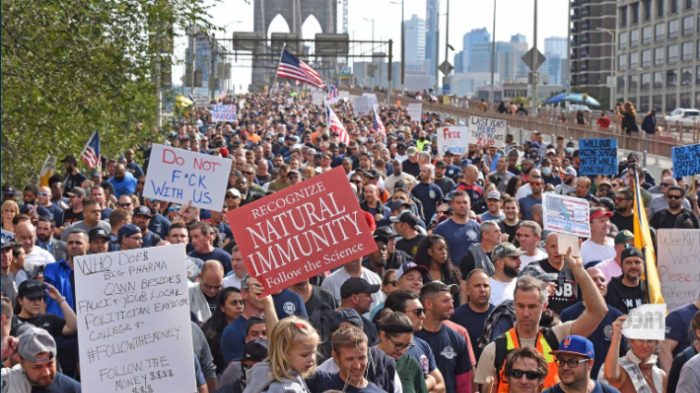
[115,175,125,182]
[504,265,519,278]
[36,233,51,243]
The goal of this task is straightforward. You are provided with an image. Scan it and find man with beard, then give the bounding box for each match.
[363,234,389,278]
[554,167,577,195]
[434,161,456,196]
[60,155,87,197]
[649,186,700,229]
[488,243,523,306]
[289,278,338,316]
[35,217,67,262]
[604,247,648,314]
[541,336,620,393]
[498,197,521,243]
[610,189,635,233]
[488,157,513,194]
[132,205,161,248]
[107,164,137,199]
[533,234,579,315]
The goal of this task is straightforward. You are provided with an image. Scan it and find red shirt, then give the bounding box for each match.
[597,117,611,128]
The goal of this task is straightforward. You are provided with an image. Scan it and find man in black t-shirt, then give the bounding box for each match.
[451,270,495,364]
[289,279,338,316]
[649,186,700,230]
[497,197,521,243]
[604,247,647,314]
[60,155,87,198]
[392,211,425,257]
[610,189,635,233]
[533,233,579,315]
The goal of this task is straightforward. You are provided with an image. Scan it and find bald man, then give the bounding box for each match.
[360,184,391,222]
[124,149,144,178]
[14,222,55,285]
[454,165,484,206]
[36,186,64,225]
[188,260,225,323]
[107,163,138,199]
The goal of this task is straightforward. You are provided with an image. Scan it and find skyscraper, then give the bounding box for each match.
[462,28,490,72]
[544,37,567,58]
[425,0,439,87]
[404,14,426,63]
[510,34,526,43]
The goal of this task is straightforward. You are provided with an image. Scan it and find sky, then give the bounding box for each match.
[173,0,569,92]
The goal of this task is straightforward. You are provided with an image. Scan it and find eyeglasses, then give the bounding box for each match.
[243,171,255,175]
[202,282,223,291]
[387,280,398,287]
[118,203,132,207]
[410,308,425,316]
[37,193,50,197]
[168,206,181,212]
[387,335,415,351]
[509,369,543,380]
[555,358,589,368]
[668,195,683,200]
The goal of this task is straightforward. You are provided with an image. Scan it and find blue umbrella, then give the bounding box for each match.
[545,92,567,105]
[563,93,601,107]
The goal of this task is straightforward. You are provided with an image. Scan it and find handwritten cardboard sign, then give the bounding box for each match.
[468,116,507,147]
[672,143,700,177]
[543,193,591,239]
[407,103,422,121]
[211,105,237,122]
[353,96,371,116]
[437,126,470,155]
[363,93,379,108]
[227,166,377,296]
[143,144,232,211]
[622,304,667,340]
[656,229,700,312]
[73,244,195,393]
[312,92,325,106]
[578,139,618,176]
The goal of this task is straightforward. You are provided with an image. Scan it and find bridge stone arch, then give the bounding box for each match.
[254,0,337,38]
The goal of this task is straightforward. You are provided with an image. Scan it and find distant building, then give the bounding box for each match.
[186,27,223,96]
[404,15,426,63]
[450,72,498,97]
[545,37,568,58]
[454,51,464,74]
[425,0,440,87]
[462,28,491,72]
[511,34,527,43]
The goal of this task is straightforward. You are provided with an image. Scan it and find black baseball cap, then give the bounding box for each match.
[389,199,411,212]
[18,280,45,300]
[340,277,381,299]
[374,226,398,239]
[133,205,152,218]
[88,228,111,242]
[621,247,645,262]
[1,185,16,195]
[390,210,419,228]
[61,155,78,165]
[239,338,268,362]
[365,169,380,179]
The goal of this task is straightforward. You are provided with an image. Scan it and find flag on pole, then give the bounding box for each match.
[79,131,101,169]
[372,105,386,134]
[326,105,349,145]
[631,167,664,305]
[277,50,326,89]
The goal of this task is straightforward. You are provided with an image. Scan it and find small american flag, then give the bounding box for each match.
[544,194,590,238]
[79,131,101,169]
[372,105,386,134]
[277,50,326,89]
[326,105,350,144]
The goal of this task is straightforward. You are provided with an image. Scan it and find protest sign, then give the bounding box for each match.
[543,193,591,239]
[353,96,371,116]
[312,92,325,106]
[287,97,294,105]
[578,139,618,176]
[468,116,507,147]
[339,91,350,99]
[407,103,422,120]
[437,126,470,155]
[37,155,58,187]
[363,93,378,108]
[1,230,14,242]
[211,105,237,122]
[227,166,377,296]
[194,96,210,108]
[672,143,700,177]
[73,244,195,393]
[143,144,232,211]
[622,304,666,340]
[656,229,700,312]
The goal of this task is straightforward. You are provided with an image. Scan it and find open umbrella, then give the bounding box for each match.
[563,93,600,107]
[545,92,567,105]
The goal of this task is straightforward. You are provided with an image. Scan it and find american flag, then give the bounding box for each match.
[372,105,386,134]
[326,105,350,144]
[543,194,590,238]
[79,131,101,169]
[277,50,325,89]
[328,85,338,99]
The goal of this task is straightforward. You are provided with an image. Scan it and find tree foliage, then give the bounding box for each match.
[1,0,217,186]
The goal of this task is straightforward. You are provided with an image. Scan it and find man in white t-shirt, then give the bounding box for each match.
[14,222,55,285]
[223,246,247,289]
[489,243,523,306]
[321,257,385,318]
[592,230,635,282]
[516,221,547,269]
[580,208,616,264]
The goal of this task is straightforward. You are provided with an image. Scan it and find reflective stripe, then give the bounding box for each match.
[541,337,555,363]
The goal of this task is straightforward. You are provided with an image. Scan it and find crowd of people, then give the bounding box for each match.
[1,87,700,393]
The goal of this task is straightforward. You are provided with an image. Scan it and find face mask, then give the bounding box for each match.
[542,167,552,176]
[278,138,284,143]
[565,147,574,154]
[419,137,425,141]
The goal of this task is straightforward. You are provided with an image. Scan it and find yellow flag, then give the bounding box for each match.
[631,169,665,305]
[37,155,57,187]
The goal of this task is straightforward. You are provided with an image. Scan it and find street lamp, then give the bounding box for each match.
[596,27,616,109]
[490,0,497,109]
[389,1,405,89]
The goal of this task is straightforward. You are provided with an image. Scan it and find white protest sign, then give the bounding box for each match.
[237,99,246,109]
[543,193,591,239]
[73,244,195,393]
[437,126,469,155]
[353,96,371,116]
[657,229,700,312]
[194,96,210,108]
[622,304,666,340]
[211,105,237,122]
[143,144,233,211]
[407,103,422,120]
[468,116,507,147]
[312,92,325,106]
[339,91,350,99]
[1,230,14,242]
[287,97,294,105]
[363,93,379,108]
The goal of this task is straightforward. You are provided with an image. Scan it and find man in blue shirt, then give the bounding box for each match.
[187,222,232,275]
[144,198,171,240]
[518,170,543,221]
[132,206,161,248]
[411,164,444,222]
[433,191,481,268]
[451,269,495,364]
[107,164,137,199]
[660,294,700,372]
[124,149,144,178]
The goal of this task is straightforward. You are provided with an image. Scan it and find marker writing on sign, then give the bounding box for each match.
[150,149,221,204]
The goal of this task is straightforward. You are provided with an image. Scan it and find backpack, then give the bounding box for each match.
[309,304,336,364]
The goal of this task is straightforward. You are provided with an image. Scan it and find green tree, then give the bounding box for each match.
[1,0,217,186]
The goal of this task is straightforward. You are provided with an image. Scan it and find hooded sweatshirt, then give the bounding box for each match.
[243,362,309,393]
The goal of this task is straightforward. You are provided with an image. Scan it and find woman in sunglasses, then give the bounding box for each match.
[375,311,429,393]
[202,287,245,375]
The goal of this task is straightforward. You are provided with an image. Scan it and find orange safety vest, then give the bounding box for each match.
[495,328,560,393]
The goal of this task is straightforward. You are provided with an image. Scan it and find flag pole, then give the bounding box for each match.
[632,164,652,305]
[270,43,287,98]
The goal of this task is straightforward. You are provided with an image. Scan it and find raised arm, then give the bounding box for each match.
[603,315,627,388]
[566,247,608,337]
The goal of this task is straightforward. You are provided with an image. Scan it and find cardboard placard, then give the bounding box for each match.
[1,230,14,242]
[363,93,378,108]
[622,304,666,340]
[468,116,507,147]
[227,167,377,296]
[312,92,325,106]
[672,143,700,177]
[437,126,470,156]
[656,229,700,312]
[578,139,618,176]
[353,96,371,116]
[211,105,237,122]
[543,193,591,238]
[556,233,582,258]
[143,144,233,211]
[407,103,422,121]
[73,245,195,393]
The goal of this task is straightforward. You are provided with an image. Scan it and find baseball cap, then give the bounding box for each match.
[598,197,615,212]
[18,280,45,300]
[374,226,398,239]
[340,277,381,299]
[396,262,428,281]
[396,142,407,150]
[550,335,595,360]
[563,167,577,176]
[133,205,152,218]
[590,208,613,221]
[519,263,558,282]
[1,236,13,249]
[407,146,419,156]
[491,242,524,261]
[621,246,645,262]
[435,160,447,168]
[614,230,634,245]
[389,199,411,212]
[227,188,241,198]
[421,280,460,296]
[239,338,269,362]
[461,159,471,167]
[1,185,16,195]
[60,155,78,165]
[390,210,419,228]
[330,309,363,332]
[88,228,111,242]
[487,191,501,200]
[117,224,141,241]
[365,169,380,179]
[18,327,57,361]
[66,187,86,198]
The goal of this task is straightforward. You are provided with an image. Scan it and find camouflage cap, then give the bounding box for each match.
[491,242,524,261]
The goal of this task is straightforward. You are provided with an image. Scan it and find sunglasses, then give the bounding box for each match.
[351,180,362,184]
[37,193,50,197]
[289,175,299,179]
[225,194,240,199]
[243,171,255,175]
[168,206,181,212]
[668,195,683,200]
[509,369,542,380]
[411,308,425,316]
[149,199,159,203]
[615,197,631,201]
[660,183,670,187]
[118,203,132,207]
[530,181,542,186]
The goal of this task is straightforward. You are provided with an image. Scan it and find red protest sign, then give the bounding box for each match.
[227,166,377,296]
